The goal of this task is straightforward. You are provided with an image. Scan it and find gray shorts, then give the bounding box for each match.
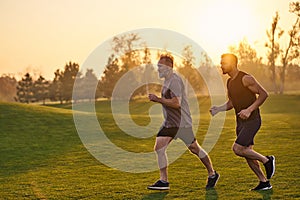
[157,127,196,146]
[235,116,261,147]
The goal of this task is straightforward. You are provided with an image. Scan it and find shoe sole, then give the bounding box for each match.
[251,185,273,191]
[147,186,170,190]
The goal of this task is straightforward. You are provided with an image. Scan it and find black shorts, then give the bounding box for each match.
[235,116,261,147]
[157,127,196,146]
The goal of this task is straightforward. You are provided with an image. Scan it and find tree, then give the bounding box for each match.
[49,62,80,104]
[177,45,205,96]
[228,39,269,89]
[265,12,284,94]
[199,51,214,68]
[61,62,80,103]
[229,38,262,67]
[114,33,142,99]
[0,75,17,102]
[16,73,34,103]
[141,47,160,95]
[278,2,300,94]
[98,33,143,99]
[49,69,63,103]
[80,69,99,101]
[98,54,121,99]
[198,51,216,95]
[33,75,49,104]
[286,63,300,91]
[112,33,142,72]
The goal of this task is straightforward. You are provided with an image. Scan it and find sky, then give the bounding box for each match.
[0,0,297,80]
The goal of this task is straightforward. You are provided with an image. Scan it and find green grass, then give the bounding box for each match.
[0,95,300,199]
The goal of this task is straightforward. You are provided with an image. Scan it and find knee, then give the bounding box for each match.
[232,144,245,157]
[188,144,208,158]
[188,145,198,155]
[154,145,160,153]
[188,141,200,155]
[154,145,166,155]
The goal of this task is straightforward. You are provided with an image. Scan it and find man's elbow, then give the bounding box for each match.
[263,90,269,100]
[258,89,268,100]
[175,104,181,109]
[172,98,181,109]
[171,103,180,109]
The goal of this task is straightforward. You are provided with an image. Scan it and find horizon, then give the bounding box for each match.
[0,0,298,80]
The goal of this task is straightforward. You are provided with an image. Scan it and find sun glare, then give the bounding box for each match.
[194,0,256,55]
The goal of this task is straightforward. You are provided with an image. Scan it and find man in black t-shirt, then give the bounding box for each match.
[210,53,275,191]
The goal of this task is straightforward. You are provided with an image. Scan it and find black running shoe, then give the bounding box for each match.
[264,155,275,179]
[206,171,220,189]
[251,181,272,191]
[147,180,170,190]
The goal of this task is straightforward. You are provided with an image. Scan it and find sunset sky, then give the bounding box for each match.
[0,0,297,80]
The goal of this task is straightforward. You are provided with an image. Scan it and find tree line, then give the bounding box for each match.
[15,62,82,104]
[0,2,299,103]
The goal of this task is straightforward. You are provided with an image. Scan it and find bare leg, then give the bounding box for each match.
[154,136,173,182]
[246,158,267,182]
[188,140,215,176]
[233,143,268,182]
[232,143,269,164]
[243,145,267,182]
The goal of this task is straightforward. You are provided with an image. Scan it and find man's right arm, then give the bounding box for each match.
[210,99,233,116]
[149,93,180,109]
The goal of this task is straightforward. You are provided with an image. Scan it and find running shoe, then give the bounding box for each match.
[251,181,272,191]
[147,180,170,190]
[206,171,220,189]
[264,155,275,179]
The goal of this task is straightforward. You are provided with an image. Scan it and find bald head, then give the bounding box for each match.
[221,53,238,67]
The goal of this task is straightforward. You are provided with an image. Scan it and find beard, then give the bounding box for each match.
[159,69,171,78]
[221,67,228,74]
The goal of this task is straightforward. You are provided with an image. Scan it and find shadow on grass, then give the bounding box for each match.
[254,189,273,200]
[205,188,218,200]
[142,191,169,200]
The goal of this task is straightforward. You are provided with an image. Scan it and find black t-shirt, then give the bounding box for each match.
[227,71,259,120]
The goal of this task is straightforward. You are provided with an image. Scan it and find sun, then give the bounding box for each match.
[191,0,257,61]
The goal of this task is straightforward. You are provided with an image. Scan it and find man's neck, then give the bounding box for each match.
[164,70,173,81]
[229,69,239,80]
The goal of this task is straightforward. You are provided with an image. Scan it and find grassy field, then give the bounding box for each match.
[0,95,300,199]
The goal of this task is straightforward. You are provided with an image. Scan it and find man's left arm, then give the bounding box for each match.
[238,75,269,119]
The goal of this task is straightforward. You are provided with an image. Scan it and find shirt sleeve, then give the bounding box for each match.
[169,78,182,98]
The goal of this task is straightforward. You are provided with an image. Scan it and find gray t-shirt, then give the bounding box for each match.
[161,73,192,128]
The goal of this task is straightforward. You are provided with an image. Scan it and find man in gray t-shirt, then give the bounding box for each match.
[161,72,192,128]
[147,54,219,190]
